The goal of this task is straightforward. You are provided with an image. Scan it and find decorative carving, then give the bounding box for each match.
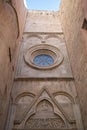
[38,100,51,108]
[26,34,43,41]
[13,88,78,130]
[35,100,54,119]
[17,95,33,104]
[25,118,65,129]
[54,94,75,122]
[14,95,34,124]
[24,44,64,70]
[45,34,64,43]
[15,32,74,78]
[25,99,65,129]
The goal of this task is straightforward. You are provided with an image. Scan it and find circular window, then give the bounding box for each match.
[33,54,54,67]
[24,44,63,70]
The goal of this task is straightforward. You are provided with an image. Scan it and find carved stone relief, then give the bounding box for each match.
[23,36,42,48]
[45,35,65,45]
[25,100,65,129]
[25,117,65,129]
[15,33,73,78]
[14,95,34,124]
[24,44,64,70]
[6,12,84,130]
[54,94,75,121]
[12,80,77,101]
[13,88,76,130]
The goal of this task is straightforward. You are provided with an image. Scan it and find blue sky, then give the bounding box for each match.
[25,0,61,11]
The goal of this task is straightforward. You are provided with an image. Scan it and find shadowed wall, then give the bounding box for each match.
[0,1,27,130]
[61,0,87,129]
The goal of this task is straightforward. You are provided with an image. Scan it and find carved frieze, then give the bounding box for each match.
[13,88,77,130]
[25,118,65,129]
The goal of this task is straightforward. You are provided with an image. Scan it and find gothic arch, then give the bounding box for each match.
[53,91,75,104]
[14,92,35,104]
[45,34,64,42]
[24,99,66,128]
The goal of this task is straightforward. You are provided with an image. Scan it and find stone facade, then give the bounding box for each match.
[0,0,87,130]
[5,10,83,130]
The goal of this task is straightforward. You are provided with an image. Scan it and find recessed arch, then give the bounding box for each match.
[45,34,64,44]
[15,92,35,103]
[35,98,54,110]
[25,99,66,129]
[45,34,62,40]
[53,91,75,104]
[26,34,43,40]
[53,91,76,122]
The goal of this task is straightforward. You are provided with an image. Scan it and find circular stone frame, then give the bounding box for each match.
[24,44,64,70]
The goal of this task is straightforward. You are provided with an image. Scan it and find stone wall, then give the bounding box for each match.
[0,1,18,130]
[11,0,27,41]
[0,1,27,130]
[8,10,83,130]
[24,10,62,33]
[82,0,87,19]
[60,0,87,129]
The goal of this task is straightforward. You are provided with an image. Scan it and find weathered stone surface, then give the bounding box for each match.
[61,0,87,129]
[15,33,73,78]
[24,10,63,33]
[0,2,18,129]
[0,1,27,130]
[6,10,83,130]
[82,0,87,19]
[0,1,87,130]
[11,0,27,41]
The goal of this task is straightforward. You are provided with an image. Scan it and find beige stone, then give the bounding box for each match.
[0,0,87,130]
[61,0,87,129]
[5,10,84,130]
[0,1,27,130]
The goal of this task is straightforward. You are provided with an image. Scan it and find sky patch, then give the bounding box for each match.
[24,0,61,11]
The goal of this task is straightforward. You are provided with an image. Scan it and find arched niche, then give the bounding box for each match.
[14,93,35,124]
[22,34,43,49]
[25,99,66,129]
[26,35,42,43]
[54,92,75,122]
[45,34,64,45]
